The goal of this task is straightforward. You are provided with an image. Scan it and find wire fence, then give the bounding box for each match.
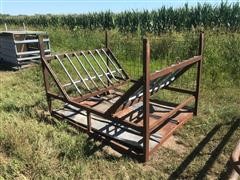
[3,25,237,88]
[106,31,240,88]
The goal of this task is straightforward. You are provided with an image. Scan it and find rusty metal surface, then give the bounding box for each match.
[194,32,204,115]
[38,32,204,162]
[143,38,150,162]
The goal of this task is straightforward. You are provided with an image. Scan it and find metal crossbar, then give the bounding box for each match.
[65,54,91,92]
[81,51,107,87]
[73,53,99,89]
[101,49,125,79]
[88,50,114,85]
[95,50,119,82]
[55,55,82,95]
[62,70,120,88]
[150,68,182,93]
[127,68,183,102]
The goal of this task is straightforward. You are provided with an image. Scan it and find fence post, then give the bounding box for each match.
[23,23,26,31]
[194,32,204,115]
[38,35,52,113]
[143,38,150,162]
[4,23,7,31]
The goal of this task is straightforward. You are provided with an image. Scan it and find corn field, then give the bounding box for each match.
[1,2,240,33]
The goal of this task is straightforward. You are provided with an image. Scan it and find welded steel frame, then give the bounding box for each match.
[0,29,51,68]
[38,32,204,162]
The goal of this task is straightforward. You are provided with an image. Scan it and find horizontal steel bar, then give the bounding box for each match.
[72,79,130,104]
[17,49,50,56]
[18,55,40,61]
[17,54,51,61]
[14,38,49,44]
[62,70,119,87]
[149,96,194,133]
[164,86,196,95]
[150,56,202,81]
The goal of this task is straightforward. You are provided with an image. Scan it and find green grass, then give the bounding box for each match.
[0,28,239,179]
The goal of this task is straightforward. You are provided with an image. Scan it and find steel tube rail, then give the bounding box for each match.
[88,50,113,85]
[14,38,49,44]
[107,48,129,79]
[101,49,125,79]
[149,96,195,133]
[17,49,50,56]
[62,70,118,87]
[81,51,107,87]
[55,55,82,95]
[38,36,52,112]
[150,56,202,81]
[73,53,99,89]
[105,31,110,86]
[95,49,119,82]
[65,54,91,92]
[18,56,41,61]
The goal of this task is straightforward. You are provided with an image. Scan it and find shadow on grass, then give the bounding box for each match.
[0,61,38,71]
[168,117,240,179]
[196,118,239,179]
[0,61,19,71]
[85,136,125,161]
[37,110,125,162]
[218,160,235,180]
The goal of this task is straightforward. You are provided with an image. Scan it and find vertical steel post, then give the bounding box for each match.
[23,23,26,31]
[38,36,52,113]
[87,112,91,133]
[4,23,7,31]
[194,32,204,115]
[143,38,150,162]
[105,30,110,86]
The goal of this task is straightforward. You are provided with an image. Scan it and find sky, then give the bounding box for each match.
[1,0,239,15]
